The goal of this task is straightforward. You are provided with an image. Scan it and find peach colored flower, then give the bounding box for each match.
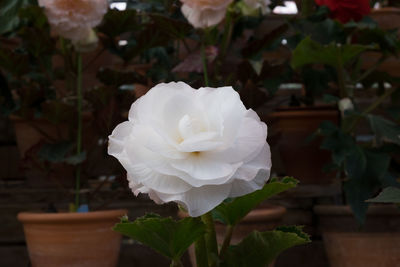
[180,0,233,28]
[38,0,108,43]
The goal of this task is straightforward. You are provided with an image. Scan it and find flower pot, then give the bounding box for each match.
[314,205,400,267]
[262,106,339,184]
[18,209,127,267]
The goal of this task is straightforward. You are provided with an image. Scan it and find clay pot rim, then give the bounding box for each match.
[314,204,400,216]
[178,205,287,223]
[372,7,400,14]
[242,205,287,222]
[17,209,128,224]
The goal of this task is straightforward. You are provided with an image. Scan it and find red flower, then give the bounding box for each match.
[315,0,371,23]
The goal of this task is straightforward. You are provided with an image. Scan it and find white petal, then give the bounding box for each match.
[181,4,227,28]
[229,169,269,198]
[233,142,271,181]
[108,121,133,155]
[155,183,232,217]
[197,87,247,147]
[171,153,240,181]
[177,131,222,152]
[208,113,267,163]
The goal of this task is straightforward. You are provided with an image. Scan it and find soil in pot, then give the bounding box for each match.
[18,209,127,267]
[314,205,400,267]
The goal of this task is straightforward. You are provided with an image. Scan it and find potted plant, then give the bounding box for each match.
[0,2,131,266]
[290,1,400,266]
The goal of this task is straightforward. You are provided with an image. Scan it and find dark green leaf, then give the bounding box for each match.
[212,177,298,226]
[367,187,400,204]
[37,141,74,163]
[0,0,32,35]
[65,152,87,165]
[221,227,310,267]
[113,214,206,261]
[344,150,391,224]
[368,115,400,146]
[291,37,370,69]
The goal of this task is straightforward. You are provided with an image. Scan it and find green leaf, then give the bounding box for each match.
[291,37,369,69]
[368,115,400,146]
[0,0,32,35]
[212,177,298,226]
[367,187,400,204]
[113,214,206,261]
[37,141,74,163]
[221,226,310,267]
[65,152,87,165]
[344,150,390,224]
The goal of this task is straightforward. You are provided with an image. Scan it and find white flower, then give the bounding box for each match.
[180,0,233,29]
[338,97,354,117]
[108,82,271,217]
[38,0,108,43]
[243,0,271,15]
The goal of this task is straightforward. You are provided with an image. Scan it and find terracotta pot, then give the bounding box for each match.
[263,106,339,184]
[314,205,400,267]
[179,205,286,267]
[18,209,127,267]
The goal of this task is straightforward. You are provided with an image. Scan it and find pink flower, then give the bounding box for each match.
[180,0,233,28]
[38,0,108,43]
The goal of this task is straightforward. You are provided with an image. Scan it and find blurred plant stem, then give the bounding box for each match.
[201,212,218,267]
[74,53,83,210]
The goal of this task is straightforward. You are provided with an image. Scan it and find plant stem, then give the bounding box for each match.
[219,225,234,260]
[347,87,397,133]
[336,49,348,98]
[170,259,184,267]
[195,234,209,267]
[201,41,209,87]
[201,212,218,267]
[74,53,83,210]
[301,0,314,17]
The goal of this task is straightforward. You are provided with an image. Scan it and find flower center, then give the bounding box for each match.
[178,114,204,141]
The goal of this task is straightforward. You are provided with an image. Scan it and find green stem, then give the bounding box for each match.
[201,41,209,87]
[195,234,209,267]
[201,212,218,267]
[219,225,235,260]
[170,259,184,267]
[74,53,83,210]
[354,55,386,83]
[336,50,348,98]
[301,0,314,17]
[347,87,397,133]
[219,225,234,260]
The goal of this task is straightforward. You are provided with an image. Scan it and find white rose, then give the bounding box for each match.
[108,82,271,217]
[38,0,108,43]
[180,0,233,29]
